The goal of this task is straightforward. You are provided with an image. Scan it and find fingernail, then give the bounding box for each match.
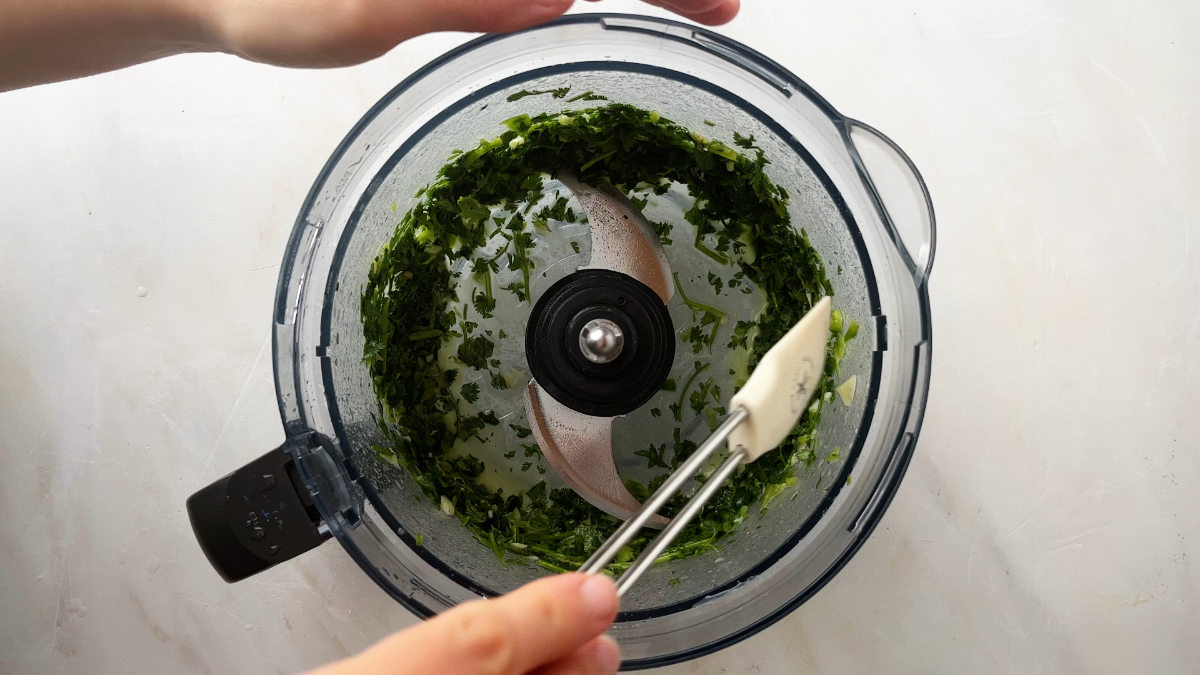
[590,635,622,674]
[534,0,574,9]
[579,574,618,620]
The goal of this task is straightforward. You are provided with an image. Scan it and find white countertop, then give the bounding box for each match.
[1,1,1197,672]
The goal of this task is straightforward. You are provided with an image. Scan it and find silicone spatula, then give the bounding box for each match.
[579,296,833,596]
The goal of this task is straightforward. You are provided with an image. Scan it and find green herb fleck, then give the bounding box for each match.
[490,371,510,390]
[707,271,724,295]
[635,443,669,469]
[457,335,495,370]
[506,87,572,102]
[566,90,608,103]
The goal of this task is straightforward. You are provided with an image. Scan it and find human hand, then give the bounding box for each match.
[312,573,622,675]
[586,0,740,26]
[214,0,741,68]
[0,0,738,92]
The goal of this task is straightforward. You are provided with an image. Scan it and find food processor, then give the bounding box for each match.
[186,14,935,668]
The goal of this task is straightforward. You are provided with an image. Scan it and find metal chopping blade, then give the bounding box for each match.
[523,173,675,525]
[560,173,675,304]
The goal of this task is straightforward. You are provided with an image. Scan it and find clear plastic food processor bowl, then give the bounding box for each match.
[267,14,933,668]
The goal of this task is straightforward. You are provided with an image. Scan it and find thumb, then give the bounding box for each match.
[400,0,576,37]
[340,574,619,674]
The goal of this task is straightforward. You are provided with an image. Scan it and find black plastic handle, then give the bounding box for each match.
[187,442,329,582]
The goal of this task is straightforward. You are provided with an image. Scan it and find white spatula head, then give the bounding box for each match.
[728,297,833,461]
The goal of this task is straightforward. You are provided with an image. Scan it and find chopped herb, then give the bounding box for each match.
[728,320,755,350]
[689,377,714,415]
[472,289,496,319]
[650,219,674,246]
[408,329,443,341]
[707,271,724,295]
[457,335,495,370]
[732,131,759,150]
[361,103,840,574]
[634,443,669,469]
[673,273,726,352]
[490,371,510,390]
[510,424,533,438]
[506,87,572,102]
[567,90,609,102]
[760,476,798,514]
[845,320,860,341]
[674,362,711,422]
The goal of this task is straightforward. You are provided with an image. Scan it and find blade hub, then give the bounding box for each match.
[526,269,675,417]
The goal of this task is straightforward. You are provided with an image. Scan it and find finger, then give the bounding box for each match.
[686,0,740,25]
[642,0,741,25]
[654,0,729,13]
[397,0,576,38]
[350,574,618,675]
[531,635,622,675]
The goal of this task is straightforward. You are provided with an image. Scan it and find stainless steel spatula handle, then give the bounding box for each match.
[579,408,749,578]
[615,447,749,595]
[581,297,833,596]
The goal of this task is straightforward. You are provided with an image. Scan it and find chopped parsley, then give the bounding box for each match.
[506,87,572,102]
[361,102,840,574]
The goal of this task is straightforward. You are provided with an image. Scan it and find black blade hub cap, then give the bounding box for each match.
[526,269,675,417]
